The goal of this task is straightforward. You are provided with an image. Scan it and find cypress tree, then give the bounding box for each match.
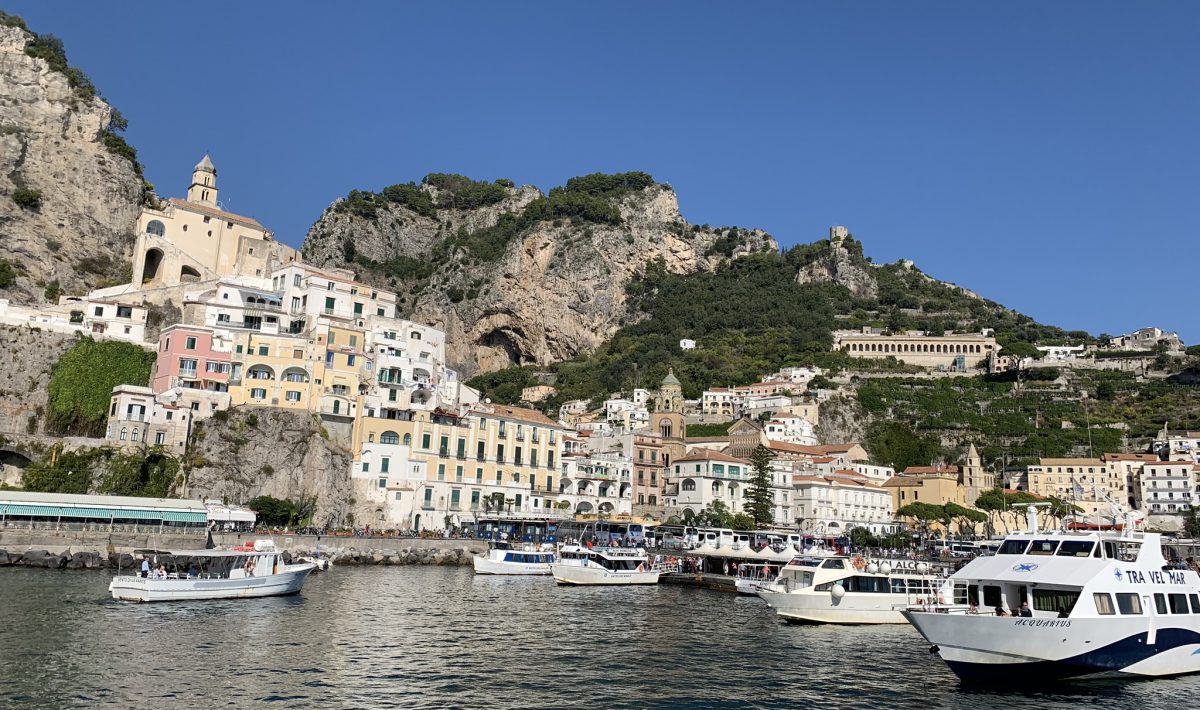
[744,444,775,527]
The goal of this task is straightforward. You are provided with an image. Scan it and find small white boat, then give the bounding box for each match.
[905,508,1200,681]
[297,555,332,572]
[551,544,660,586]
[472,542,555,575]
[109,540,316,602]
[757,554,965,624]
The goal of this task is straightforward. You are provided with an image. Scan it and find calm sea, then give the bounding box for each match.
[1,567,1196,708]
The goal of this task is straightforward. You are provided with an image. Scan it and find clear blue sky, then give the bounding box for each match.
[11,2,1198,343]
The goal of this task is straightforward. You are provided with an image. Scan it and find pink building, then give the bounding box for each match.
[151,325,232,394]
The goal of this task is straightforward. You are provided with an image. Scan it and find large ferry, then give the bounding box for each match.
[550,544,660,585]
[109,540,316,602]
[904,508,1200,681]
[757,554,965,624]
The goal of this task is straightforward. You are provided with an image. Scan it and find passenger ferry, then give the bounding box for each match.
[109,540,316,602]
[472,541,555,575]
[905,509,1200,681]
[551,544,660,586]
[757,554,965,624]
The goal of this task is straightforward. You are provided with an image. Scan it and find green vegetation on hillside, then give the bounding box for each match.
[46,337,156,436]
[685,422,735,437]
[0,259,19,287]
[21,447,179,497]
[422,173,509,209]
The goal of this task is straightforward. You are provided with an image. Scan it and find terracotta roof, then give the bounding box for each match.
[903,465,960,475]
[167,198,265,231]
[813,444,860,454]
[766,441,823,455]
[674,449,751,465]
[1037,458,1104,466]
[480,404,561,428]
[1101,453,1159,461]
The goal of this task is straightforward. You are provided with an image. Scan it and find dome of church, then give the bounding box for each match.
[661,368,681,387]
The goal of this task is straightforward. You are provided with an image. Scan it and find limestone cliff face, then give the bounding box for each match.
[0,324,75,436]
[303,182,777,375]
[794,237,878,300]
[0,25,142,302]
[185,408,354,526]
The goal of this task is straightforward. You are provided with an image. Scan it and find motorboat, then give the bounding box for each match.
[109,540,316,602]
[757,554,965,624]
[905,508,1200,681]
[472,541,555,575]
[551,544,660,585]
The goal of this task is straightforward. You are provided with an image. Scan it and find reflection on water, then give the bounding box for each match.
[1,567,1197,708]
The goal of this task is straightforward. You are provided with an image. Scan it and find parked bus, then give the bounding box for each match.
[475,517,559,544]
[647,524,700,549]
[556,520,647,546]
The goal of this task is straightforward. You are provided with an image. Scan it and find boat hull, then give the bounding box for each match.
[473,556,552,575]
[551,563,660,586]
[904,611,1200,681]
[758,589,912,624]
[109,563,316,602]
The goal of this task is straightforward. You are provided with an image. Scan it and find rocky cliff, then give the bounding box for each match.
[0,324,76,436]
[0,19,143,303]
[184,408,354,526]
[301,174,776,375]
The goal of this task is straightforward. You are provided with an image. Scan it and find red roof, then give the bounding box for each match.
[903,465,960,475]
[674,449,752,465]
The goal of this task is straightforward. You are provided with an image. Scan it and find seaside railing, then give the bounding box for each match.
[1,520,207,535]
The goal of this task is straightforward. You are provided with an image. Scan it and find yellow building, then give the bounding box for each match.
[1026,458,1125,518]
[883,468,967,535]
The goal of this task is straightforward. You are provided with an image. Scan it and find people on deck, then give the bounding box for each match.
[140,558,150,578]
[1019,602,1033,617]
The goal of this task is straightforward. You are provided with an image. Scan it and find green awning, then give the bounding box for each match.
[162,511,207,523]
[2,505,61,516]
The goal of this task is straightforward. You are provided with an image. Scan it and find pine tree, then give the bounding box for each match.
[744,444,775,527]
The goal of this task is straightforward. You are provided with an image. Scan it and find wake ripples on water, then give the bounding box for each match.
[1,567,1198,709]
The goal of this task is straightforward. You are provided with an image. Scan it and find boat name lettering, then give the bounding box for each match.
[1122,569,1186,585]
[1013,619,1071,628]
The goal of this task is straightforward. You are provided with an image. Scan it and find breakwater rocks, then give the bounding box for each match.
[0,545,482,570]
[293,545,478,567]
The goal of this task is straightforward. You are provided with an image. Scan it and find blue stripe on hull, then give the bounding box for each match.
[946,628,1200,684]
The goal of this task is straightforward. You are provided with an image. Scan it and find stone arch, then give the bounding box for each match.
[141,248,164,284]
[575,501,594,514]
[248,364,276,380]
[681,478,696,492]
[180,265,201,282]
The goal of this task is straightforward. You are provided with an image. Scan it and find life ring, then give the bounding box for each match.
[852,556,866,571]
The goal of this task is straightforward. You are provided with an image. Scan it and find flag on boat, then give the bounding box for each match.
[1071,478,1084,498]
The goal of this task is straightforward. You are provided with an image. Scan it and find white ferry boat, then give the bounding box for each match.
[551,544,660,586]
[109,540,316,602]
[757,554,965,624]
[472,542,555,575]
[905,509,1200,681]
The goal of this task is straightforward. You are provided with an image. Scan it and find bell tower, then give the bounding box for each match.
[187,154,218,206]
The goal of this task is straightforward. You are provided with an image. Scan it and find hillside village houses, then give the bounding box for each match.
[23,158,1192,535]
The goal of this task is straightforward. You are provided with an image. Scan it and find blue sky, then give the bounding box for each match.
[10,2,1198,343]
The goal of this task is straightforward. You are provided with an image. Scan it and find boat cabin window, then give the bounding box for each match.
[998,539,1029,555]
[1056,541,1094,557]
[789,558,822,568]
[1116,592,1142,615]
[1169,594,1190,614]
[821,558,847,569]
[1032,588,1079,614]
[1154,594,1168,615]
[1191,594,1200,613]
[1093,593,1116,615]
[1026,540,1060,556]
[1115,542,1141,562]
[982,585,1002,607]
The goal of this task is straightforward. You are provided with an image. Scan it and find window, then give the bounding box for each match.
[293,349,303,359]
[423,488,433,507]
[349,335,358,348]
[1056,541,1094,557]
[325,296,335,312]
[185,336,197,350]
[381,457,390,473]
[155,432,165,445]
[451,489,461,508]
[293,274,302,287]
[381,431,400,445]
[1154,594,1168,615]
[251,388,267,399]
[258,346,269,356]
[1093,593,1115,615]
[325,352,334,366]
[286,391,301,402]
[117,305,133,318]
[119,427,128,441]
[1026,540,1060,556]
[347,355,356,367]
[1191,595,1200,614]
[1169,594,1190,614]
[1032,588,1079,614]
[403,433,411,446]
[354,302,363,315]
[437,464,445,481]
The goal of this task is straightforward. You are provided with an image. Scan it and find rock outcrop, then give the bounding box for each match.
[794,236,878,300]
[0,23,142,303]
[303,179,777,375]
[184,408,354,526]
[0,324,76,437]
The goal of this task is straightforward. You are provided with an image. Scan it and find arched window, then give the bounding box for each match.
[131,429,140,442]
[380,431,400,445]
[681,478,696,492]
[403,433,412,446]
[120,427,128,441]
[146,220,165,237]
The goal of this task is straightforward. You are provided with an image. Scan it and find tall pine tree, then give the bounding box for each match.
[744,444,775,527]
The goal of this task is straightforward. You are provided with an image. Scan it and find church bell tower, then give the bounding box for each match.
[187,154,218,207]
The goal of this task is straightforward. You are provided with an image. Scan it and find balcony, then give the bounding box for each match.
[496,456,507,465]
[476,454,486,462]
[439,447,450,457]
[515,431,525,441]
[456,451,467,460]
[178,368,199,380]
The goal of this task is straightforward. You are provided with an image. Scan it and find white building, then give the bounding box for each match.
[1140,461,1199,516]
[664,449,754,518]
[679,339,696,351]
[104,385,196,454]
[1036,345,1087,361]
[762,366,823,386]
[763,416,818,447]
[792,471,896,536]
[849,462,896,486]
[558,452,633,516]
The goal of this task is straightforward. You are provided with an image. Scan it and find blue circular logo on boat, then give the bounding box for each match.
[1011,563,1039,572]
